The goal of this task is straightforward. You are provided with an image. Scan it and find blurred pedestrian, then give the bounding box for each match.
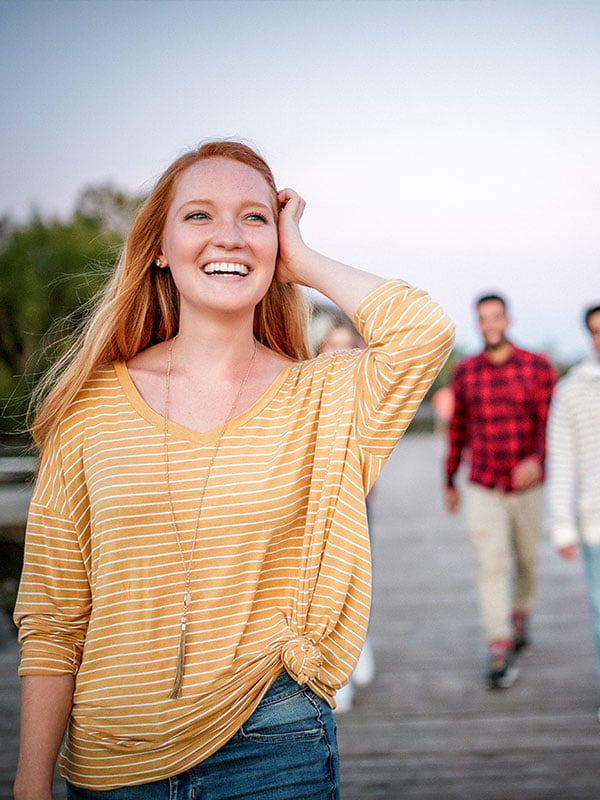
[546,303,600,719]
[13,139,454,799]
[317,323,376,712]
[317,321,363,356]
[444,294,557,689]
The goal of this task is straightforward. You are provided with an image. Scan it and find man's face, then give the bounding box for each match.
[587,310,600,359]
[477,299,510,350]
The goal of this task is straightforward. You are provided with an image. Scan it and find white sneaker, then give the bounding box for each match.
[334,681,354,713]
[352,638,375,688]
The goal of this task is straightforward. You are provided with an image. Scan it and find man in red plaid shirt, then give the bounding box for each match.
[445,294,557,689]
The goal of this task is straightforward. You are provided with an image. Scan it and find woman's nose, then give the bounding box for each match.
[211,217,245,248]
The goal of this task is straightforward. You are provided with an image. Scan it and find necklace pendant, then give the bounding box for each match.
[165,337,257,700]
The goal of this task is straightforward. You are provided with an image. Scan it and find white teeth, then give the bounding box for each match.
[203,262,249,276]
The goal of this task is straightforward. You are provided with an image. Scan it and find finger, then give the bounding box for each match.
[277,188,293,210]
[278,188,305,219]
[278,187,298,202]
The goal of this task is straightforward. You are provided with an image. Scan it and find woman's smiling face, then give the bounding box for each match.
[159,156,279,318]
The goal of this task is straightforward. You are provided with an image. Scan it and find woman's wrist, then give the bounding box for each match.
[13,770,54,800]
[276,246,320,288]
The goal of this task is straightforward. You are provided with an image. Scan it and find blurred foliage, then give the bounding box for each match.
[424,345,461,399]
[0,184,145,443]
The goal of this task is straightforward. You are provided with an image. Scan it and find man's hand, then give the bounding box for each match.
[445,486,460,513]
[559,544,577,560]
[511,457,543,490]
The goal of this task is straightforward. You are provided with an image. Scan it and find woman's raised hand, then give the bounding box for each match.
[275,188,310,285]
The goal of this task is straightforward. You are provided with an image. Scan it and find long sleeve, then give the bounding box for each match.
[14,434,92,675]
[546,379,580,549]
[531,357,559,467]
[445,364,468,488]
[547,362,600,548]
[353,280,455,490]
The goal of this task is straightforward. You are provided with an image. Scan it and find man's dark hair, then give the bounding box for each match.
[475,293,507,313]
[584,304,600,331]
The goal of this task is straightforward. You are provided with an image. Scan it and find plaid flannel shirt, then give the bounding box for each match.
[446,345,558,492]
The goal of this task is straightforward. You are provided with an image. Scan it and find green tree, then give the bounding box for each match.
[0,185,144,441]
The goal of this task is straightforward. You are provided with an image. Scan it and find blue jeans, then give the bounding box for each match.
[582,542,600,683]
[66,671,339,800]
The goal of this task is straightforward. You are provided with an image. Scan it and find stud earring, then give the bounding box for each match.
[155,258,161,267]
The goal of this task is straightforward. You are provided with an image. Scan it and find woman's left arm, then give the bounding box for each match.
[276,188,384,316]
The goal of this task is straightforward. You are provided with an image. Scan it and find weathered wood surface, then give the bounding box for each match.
[337,433,599,799]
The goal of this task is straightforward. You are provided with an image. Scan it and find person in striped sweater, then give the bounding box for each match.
[547,304,600,720]
[14,140,454,800]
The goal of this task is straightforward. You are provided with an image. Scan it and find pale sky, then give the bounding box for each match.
[2,0,599,362]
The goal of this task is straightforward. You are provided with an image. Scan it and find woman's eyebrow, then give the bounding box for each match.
[179,198,272,208]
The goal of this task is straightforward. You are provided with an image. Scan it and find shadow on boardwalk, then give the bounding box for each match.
[1,433,598,799]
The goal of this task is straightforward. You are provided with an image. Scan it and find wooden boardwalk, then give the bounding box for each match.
[1,433,599,799]
[337,434,599,799]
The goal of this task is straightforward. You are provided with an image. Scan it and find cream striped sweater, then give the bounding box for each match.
[546,359,600,548]
[15,280,454,789]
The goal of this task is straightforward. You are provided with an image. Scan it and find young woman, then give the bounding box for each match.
[14,140,454,800]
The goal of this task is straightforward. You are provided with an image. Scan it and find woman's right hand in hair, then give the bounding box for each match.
[275,187,310,285]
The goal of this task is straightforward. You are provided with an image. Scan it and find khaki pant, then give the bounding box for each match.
[465,482,543,643]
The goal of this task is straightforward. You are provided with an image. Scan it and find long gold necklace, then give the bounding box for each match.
[164,337,258,699]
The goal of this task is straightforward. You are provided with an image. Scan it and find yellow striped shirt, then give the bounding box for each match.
[15,280,454,789]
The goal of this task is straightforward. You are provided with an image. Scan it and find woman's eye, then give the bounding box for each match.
[246,213,268,223]
[186,211,208,220]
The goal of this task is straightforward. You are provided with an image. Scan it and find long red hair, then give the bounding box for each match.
[31,140,311,449]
